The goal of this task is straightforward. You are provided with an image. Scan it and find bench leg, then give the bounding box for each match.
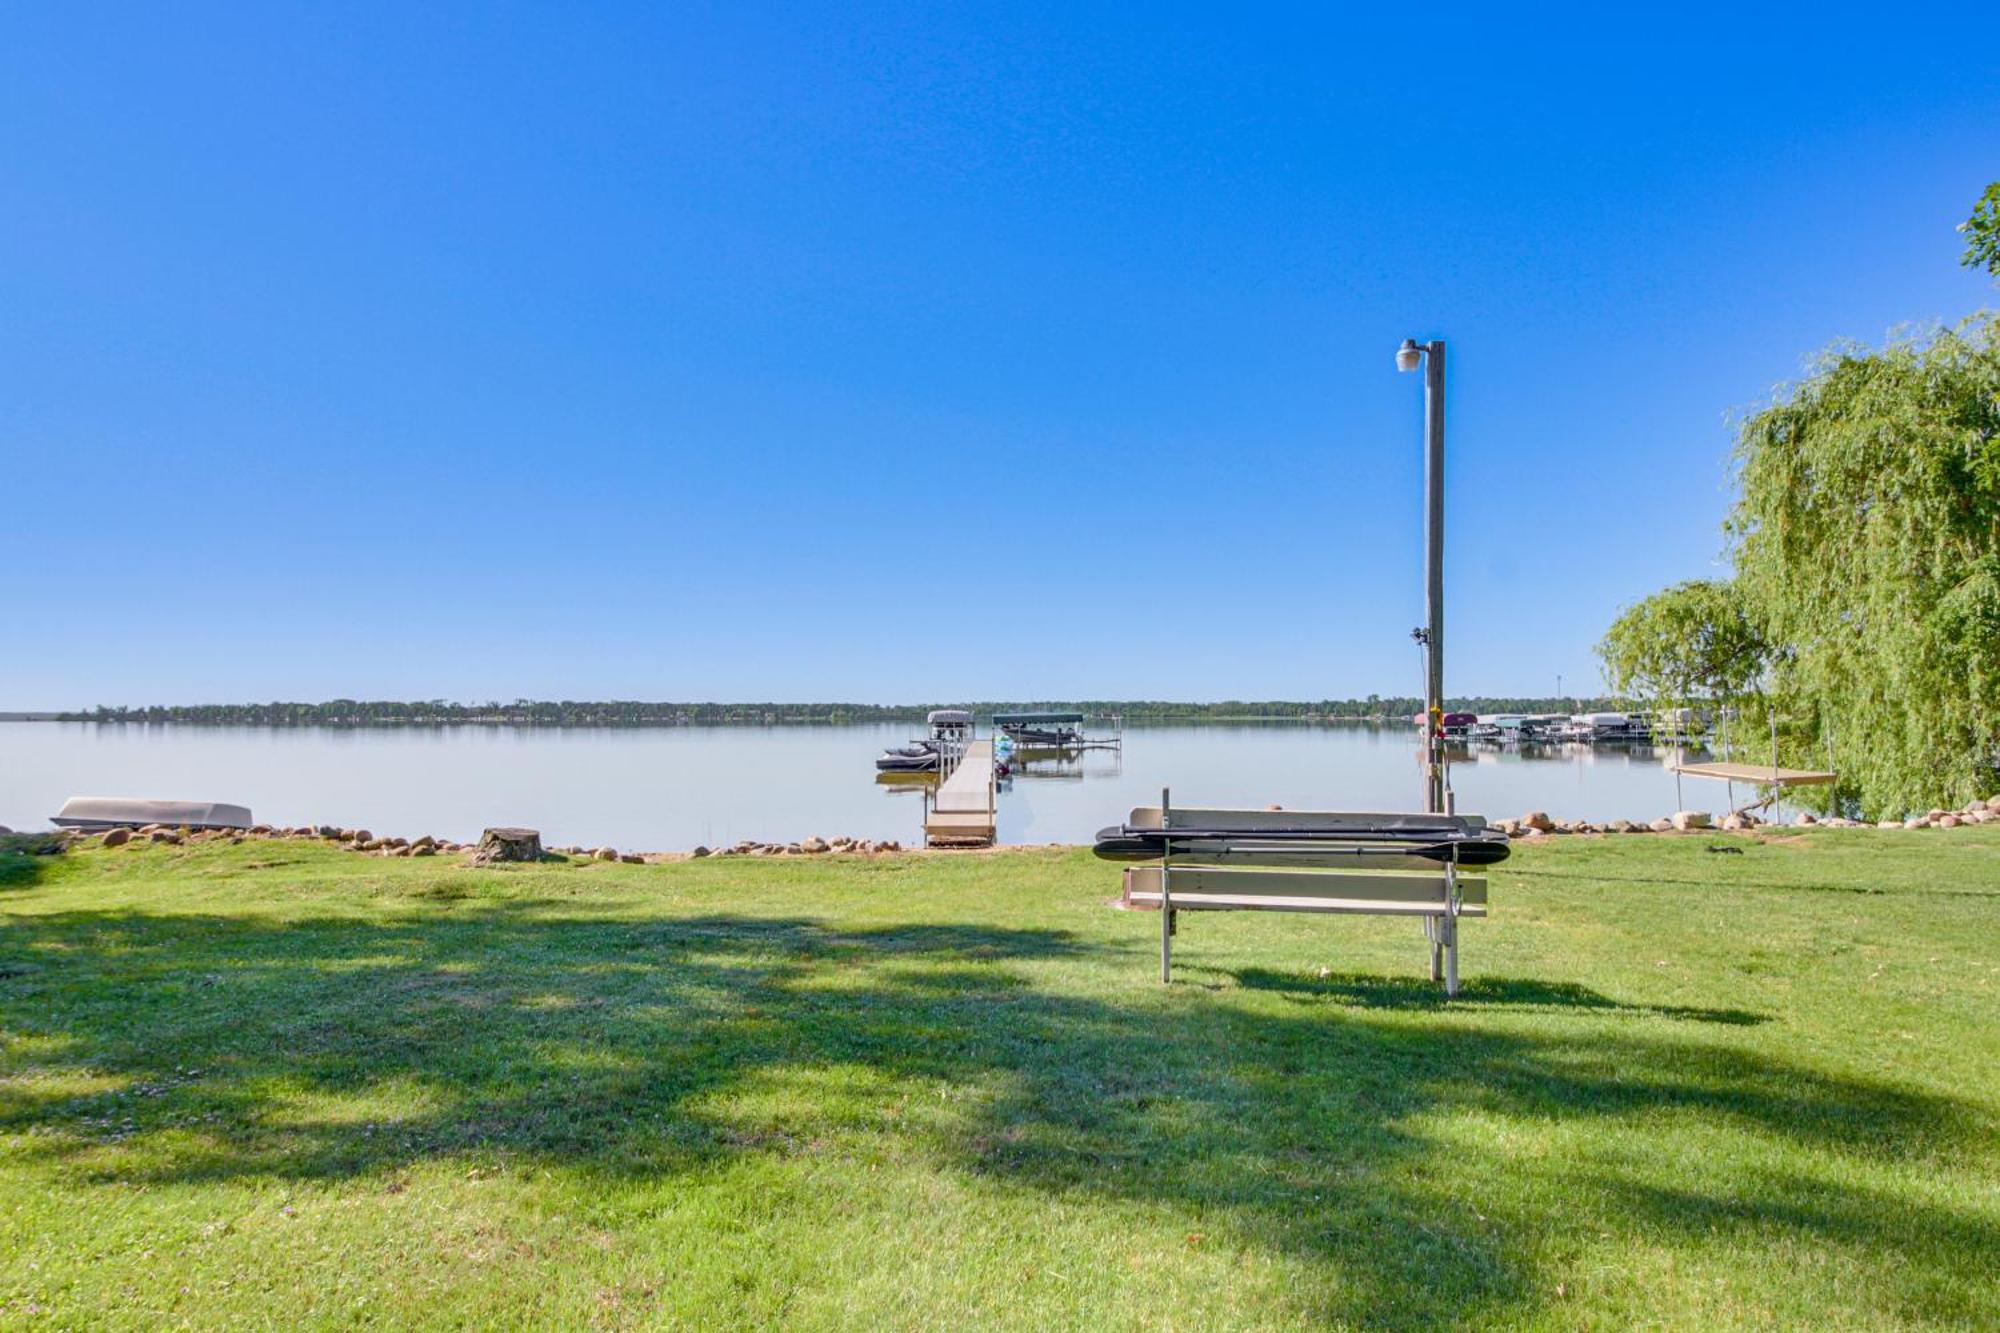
[1442,912,1459,998]
[1425,917,1443,982]
[1160,903,1172,983]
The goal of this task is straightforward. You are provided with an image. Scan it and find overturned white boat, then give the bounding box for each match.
[50,797,254,831]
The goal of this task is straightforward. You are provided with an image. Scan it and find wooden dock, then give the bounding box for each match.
[924,739,996,846]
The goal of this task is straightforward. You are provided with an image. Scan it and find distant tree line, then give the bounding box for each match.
[64,696,1619,728]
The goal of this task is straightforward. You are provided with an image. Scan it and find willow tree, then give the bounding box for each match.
[1726,315,2000,815]
[1962,182,2000,278]
[1597,579,1767,715]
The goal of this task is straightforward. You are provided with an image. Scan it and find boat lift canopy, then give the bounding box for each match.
[993,712,1085,726]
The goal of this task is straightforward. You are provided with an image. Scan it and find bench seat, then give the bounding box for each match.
[1125,888,1489,916]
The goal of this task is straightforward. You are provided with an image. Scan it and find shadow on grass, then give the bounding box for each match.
[0,903,1993,1325]
[0,842,61,894]
[1229,968,1769,1024]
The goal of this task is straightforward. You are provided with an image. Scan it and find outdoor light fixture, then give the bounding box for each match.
[1399,336,1448,813]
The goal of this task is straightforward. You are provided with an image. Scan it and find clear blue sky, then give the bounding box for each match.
[3,5,1994,707]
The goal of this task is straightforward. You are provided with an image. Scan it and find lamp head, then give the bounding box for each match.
[1395,338,1423,372]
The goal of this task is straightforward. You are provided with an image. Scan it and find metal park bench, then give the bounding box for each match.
[1097,798,1501,997]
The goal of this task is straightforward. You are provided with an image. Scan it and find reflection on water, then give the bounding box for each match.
[3,721,1705,850]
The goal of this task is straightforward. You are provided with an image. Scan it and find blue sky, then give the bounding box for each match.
[3,5,1995,707]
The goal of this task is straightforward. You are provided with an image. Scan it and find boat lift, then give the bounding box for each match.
[991,711,1122,753]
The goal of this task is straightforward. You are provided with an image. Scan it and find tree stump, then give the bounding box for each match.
[470,827,543,865]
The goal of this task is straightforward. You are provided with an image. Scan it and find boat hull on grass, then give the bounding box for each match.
[50,797,254,831]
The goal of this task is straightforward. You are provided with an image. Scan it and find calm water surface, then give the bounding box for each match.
[1,722,1707,849]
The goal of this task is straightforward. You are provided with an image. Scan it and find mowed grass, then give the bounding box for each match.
[1,830,1997,1330]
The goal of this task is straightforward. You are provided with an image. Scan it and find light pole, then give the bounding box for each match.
[1397,337,1447,814]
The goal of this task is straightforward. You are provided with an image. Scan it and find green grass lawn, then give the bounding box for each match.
[2,831,1997,1330]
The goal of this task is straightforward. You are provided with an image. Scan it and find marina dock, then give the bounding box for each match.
[924,739,997,846]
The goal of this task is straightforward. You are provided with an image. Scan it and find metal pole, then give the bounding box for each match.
[1443,861,1460,997]
[1424,340,1447,815]
[1159,786,1173,984]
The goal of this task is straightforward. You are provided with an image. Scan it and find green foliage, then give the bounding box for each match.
[1596,579,1768,709]
[1727,315,2000,815]
[1962,181,2000,278]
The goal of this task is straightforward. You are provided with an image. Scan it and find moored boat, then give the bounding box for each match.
[873,709,976,772]
[993,711,1087,748]
[874,742,942,773]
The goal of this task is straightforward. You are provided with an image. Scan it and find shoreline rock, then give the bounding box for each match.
[49,792,2000,864]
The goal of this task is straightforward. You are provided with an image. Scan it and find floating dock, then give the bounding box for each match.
[924,739,996,846]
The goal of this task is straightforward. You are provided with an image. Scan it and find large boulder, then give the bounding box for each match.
[470,827,545,865]
[99,827,133,847]
[1519,811,1555,833]
[1671,811,1711,831]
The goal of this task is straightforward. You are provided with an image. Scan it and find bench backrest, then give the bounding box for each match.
[1125,864,1486,908]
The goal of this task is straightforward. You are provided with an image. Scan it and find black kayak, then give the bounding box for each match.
[1092,824,1512,866]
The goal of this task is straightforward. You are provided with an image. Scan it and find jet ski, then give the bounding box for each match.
[875,740,941,773]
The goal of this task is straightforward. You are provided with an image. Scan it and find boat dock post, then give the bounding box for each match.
[924,738,997,846]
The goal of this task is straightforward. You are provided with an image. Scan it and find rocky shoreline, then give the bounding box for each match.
[5,822,911,862]
[1495,794,2000,837]
[7,796,2000,862]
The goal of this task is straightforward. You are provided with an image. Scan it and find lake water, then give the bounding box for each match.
[0,721,1709,849]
